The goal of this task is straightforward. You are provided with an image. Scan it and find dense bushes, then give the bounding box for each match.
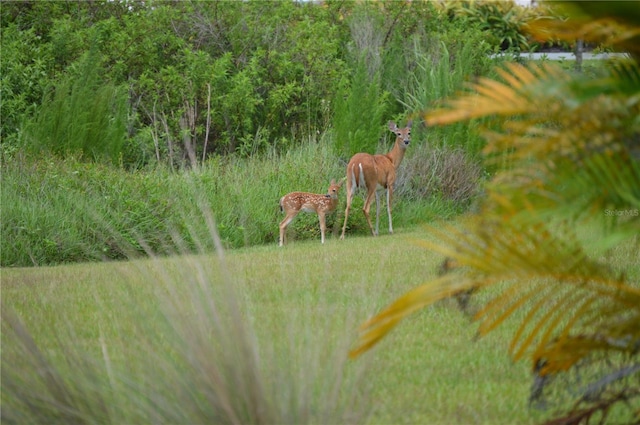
[0,0,550,167]
[2,1,349,165]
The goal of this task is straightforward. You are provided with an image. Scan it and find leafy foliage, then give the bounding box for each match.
[1,0,508,167]
[351,2,640,423]
[435,0,555,53]
[0,24,52,145]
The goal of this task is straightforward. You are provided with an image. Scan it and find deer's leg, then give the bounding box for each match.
[318,212,327,244]
[341,191,353,240]
[386,186,393,234]
[279,212,297,246]
[341,176,355,240]
[374,190,381,236]
[363,188,377,236]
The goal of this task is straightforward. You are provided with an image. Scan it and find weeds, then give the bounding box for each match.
[396,144,483,205]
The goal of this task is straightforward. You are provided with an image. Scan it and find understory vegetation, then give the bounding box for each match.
[2,136,480,267]
[2,0,512,165]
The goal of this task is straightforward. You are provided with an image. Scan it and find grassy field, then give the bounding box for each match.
[2,224,555,424]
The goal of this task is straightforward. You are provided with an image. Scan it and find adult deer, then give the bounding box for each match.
[340,120,412,239]
[279,179,343,246]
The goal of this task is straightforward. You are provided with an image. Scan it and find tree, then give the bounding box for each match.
[350,2,640,423]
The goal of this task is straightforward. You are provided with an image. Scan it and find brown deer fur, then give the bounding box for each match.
[279,179,342,246]
[340,120,412,238]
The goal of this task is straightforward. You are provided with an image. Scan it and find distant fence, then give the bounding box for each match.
[492,52,630,61]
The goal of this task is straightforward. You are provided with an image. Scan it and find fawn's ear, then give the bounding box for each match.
[330,179,336,185]
[388,121,398,132]
[406,120,413,129]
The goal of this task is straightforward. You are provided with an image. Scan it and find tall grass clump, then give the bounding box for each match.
[21,47,127,165]
[178,136,347,249]
[2,135,351,266]
[1,217,373,424]
[401,28,499,157]
[332,59,390,159]
[1,156,177,266]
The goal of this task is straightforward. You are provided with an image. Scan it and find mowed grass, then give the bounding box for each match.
[3,225,554,424]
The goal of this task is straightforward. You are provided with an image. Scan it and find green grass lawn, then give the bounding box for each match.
[2,226,564,424]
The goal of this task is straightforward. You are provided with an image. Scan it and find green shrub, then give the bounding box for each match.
[21,48,127,165]
[332,59,390,159]
[396,144,482,205]
[435,0,553,53]
[0,24,53,146]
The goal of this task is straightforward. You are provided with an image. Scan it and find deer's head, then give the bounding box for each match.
[327,179,343,199]
[389,120,412,148]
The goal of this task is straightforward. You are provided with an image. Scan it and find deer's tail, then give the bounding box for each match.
[346,163,359,191]
[348,162,366,190]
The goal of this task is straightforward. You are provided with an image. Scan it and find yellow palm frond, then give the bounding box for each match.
[351,214,640,376]
[349,273,477,359]
[426,62,565,126]
[526,13,640,59]
[352,1,640,420]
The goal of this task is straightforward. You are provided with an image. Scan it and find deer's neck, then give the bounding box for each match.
[385,141,406,169]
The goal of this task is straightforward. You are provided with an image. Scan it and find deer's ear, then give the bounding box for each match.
[388,121,398,131]
[406,120,413,129]
[330,179,336,185]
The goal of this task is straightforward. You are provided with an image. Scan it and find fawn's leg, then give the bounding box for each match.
[318,212,327,244]
[341,184,355,240]
[279,212,297,246]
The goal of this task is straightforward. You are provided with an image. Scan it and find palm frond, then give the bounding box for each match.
[427,58,640,239]
[426,62,565,126]
[352,3,640,421]
[526,0,640,59]
[349,273,475,359]
[351,212,640,375]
